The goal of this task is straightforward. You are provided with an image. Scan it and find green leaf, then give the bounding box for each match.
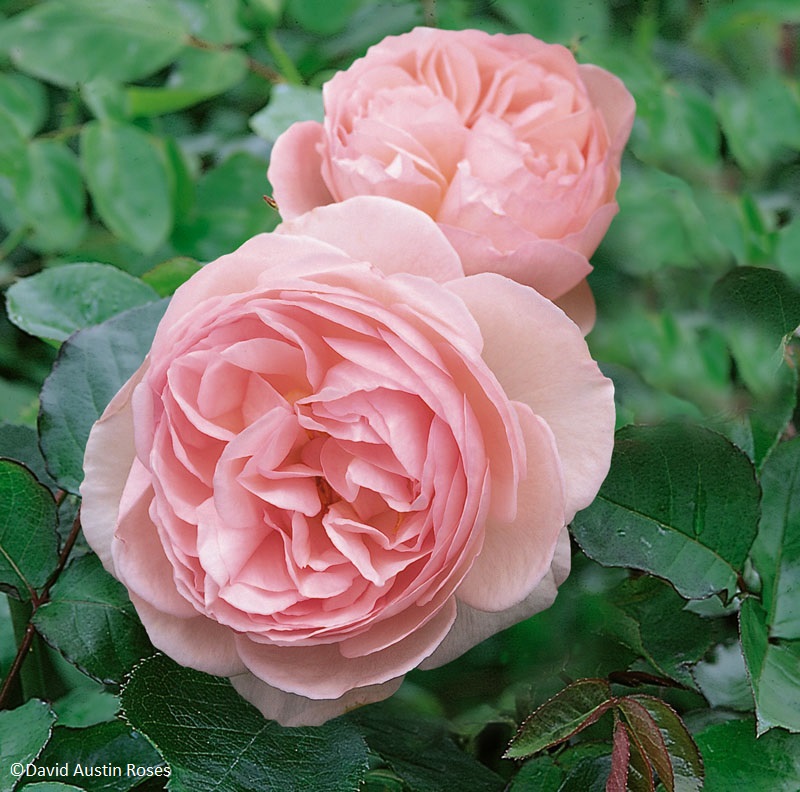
[250,83,323,144]
[141,257,202,297]
[492,0,609,44]
[38,300,168,494]
[126,48,248,117]
[33,554,153,685]
[695,716,800,791]
[16,140,86,253]
[121,654,370,792]
[31,721,165,792]
[19,785,83,791]
[505,679,614,759]
[624,696,703,792]
[752,438,800,640]
[507,755,564,792]
[0,0,189,89]
[716,75,800,172]
[0,699,56,792]
[692,643,754,712]
[347,706,505,792]
[175,0,252,44]
[285,0,363,36]
[571,423,760,600]
[0,460,58,600]
[172,152,279,262]
[0,423,57,490]
[0,105,30,187]
[607,577,717,688]
[710,267,800,359]
[80,121,172,254]
[0,72,48,137]
[739,597,800,734]
[7,263,159,345]
[52,687,120,728]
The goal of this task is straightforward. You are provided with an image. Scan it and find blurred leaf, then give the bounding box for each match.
[285,0,363,36]
[752,438,800,640]
[0,378,38,427]
[141,257,201,297]
[38,300,168,494]
[175,0,252,44]
[80,78,130,123]
[0,423,57,490]
[695,716,800,791]
[0,699,56,792]
[557,754,612,792]
[739,598,800,734]
[492,0,609,44]
[505,679,613,759]
[80,120,173,254]
[0,0,188,88]
[33,554,153,685]
[604,167,727,273]
[776,218,800,281]
[0,105,30,186]
[126,48,248,117]
[121,654,370,792]
[0,459,58,601]
[250,83,323,143]
[7,263,158,344]
[16,140,86,252]
[710,267,800,354]
[172,152,279,261]
[572,423,760,599]
[0,72,47,137]
[716,76,800,173]
[608,577,717,688]
[692,642,753,711]
[348,706,504,792]
[31,721,164,791]
[631,81,720,176]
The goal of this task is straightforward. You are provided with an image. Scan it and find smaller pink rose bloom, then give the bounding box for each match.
[80,197,614,726]
[268,27,635,330]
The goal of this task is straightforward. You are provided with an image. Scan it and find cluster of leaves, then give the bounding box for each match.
[0,0,799,790]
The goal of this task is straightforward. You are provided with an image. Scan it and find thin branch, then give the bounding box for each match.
[187,34,283,83]
[0,623,36,710]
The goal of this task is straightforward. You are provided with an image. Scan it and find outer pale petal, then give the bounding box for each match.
[80,360,149,574]
[231,671,403,727]
[456,404,565,612]
[420,526,571,669]
[267,120,334,219]
[234,597,457,699]
[578,64,636,152]
[448,273,614,521]
[440,224,592,299]
[131,594,247,677]
[277,196,463,283]
[553,279,596,335]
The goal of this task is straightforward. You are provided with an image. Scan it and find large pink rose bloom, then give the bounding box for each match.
[80,198,614,726]
[268,27,635,328]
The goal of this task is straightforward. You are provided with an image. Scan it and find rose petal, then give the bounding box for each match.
[277,196,463,283]
[448,273,614,520]
[234,596,456,698]
[80,361,149,574]
[131,593,247,677]
[420,525,571,669]
[267,120,334,219]
[230,671,403,727]
[456,403,566,612]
